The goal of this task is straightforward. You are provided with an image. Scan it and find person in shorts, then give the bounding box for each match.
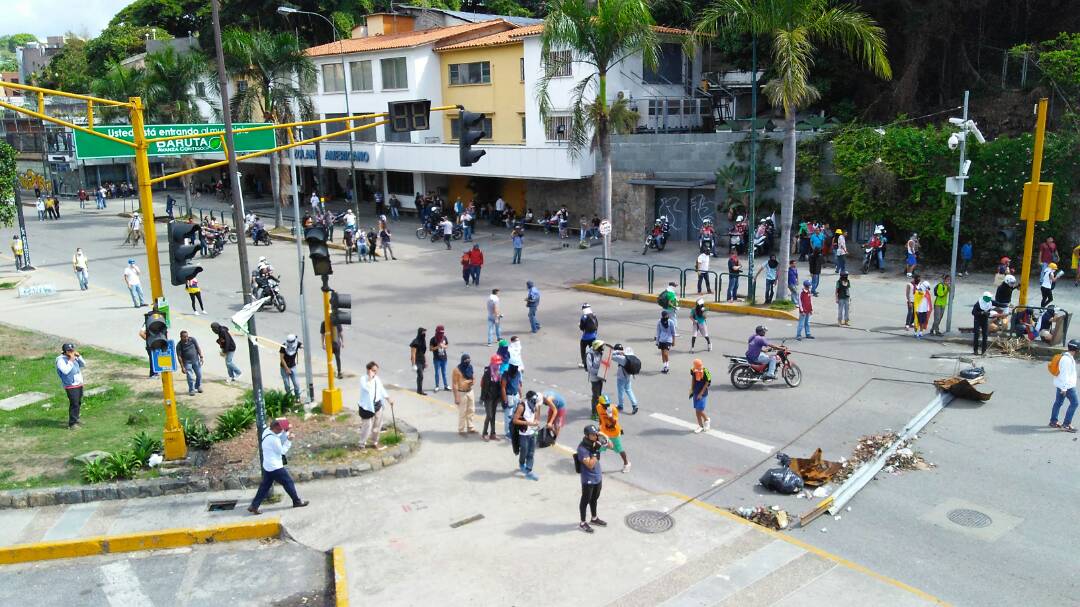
[543,390,567,436]
[595,395,630,472]
[689,359,712,433]
[655,310,677,374]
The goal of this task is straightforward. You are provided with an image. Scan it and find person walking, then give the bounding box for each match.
[526,281,541,333]
[10,235,24,271]
[808,249,823,296]
[247,418,309,514]
[904,274,918,330]
[511,226,524,264]
[278,335,301,399]
[796,280,814,340]
[177,330,205,396]
[320,318,344,379]
[913,276,932,338]
[787,260,799,304]
[123,259,147,307]
[1039,236,1058,275]
[486,289,502,345]
[960,241,973,276]
[186,276,205,315]
[1048,340,1080,432]
[480,354,503,440]
[585,339,607,411]
[658,282,679,319]
[1041,263,1063,307]
[71,248,89,290]
[656,310,677,374]
[460,250,472,286]
[429,325,450,392]
[836,272,851,326]
[358,361,392,450]
[595,394,631,472]
[930,274,951,335]
[611,344,639,414]
[36,196,46,220]
[688,359,712,433]
[695,251,713,294]
[577,424,607,533]
[578,303,599,368]
[972,292,994,355]
[452,353,477,435]
[512,391,544,480]
[500,362,523,440]
[365,228,378,262]
[439,216,454,250]
[833,229,848,274]
[409,327,428,395]
[211,322,241,382]
[468,245,484,285]
[379,224,396,260]
[756,255,778,304]
[905,233,920,277]
[55,343,87,429]
[689,298,712,353]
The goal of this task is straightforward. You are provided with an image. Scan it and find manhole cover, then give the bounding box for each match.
[625,510,675,534]
[947,508,992,528]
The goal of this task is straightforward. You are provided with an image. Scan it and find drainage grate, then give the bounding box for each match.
[208,500,238,511]
[625,510,675,534]
[947,508,992,528]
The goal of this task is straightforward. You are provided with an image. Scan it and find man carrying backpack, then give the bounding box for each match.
[578,304,599,368]
[1048,340,1079,433]
[513,391,552,481]
[611,343,640,415]
[586,339,608,415]
[658,282,679,319]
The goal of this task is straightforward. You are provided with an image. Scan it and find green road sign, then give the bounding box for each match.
[73,123,275,159]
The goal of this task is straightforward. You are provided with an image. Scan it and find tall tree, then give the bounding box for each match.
[696,0,891,277]
[85,24,172,75]
[222,28,315,228]
[90,63,145,122]
[36,38,91,93]
[537,0,666,271]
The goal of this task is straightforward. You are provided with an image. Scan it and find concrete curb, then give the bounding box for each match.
[573,283,800,320]
[332,546,349,607]
[0,518,281,565]
[0,421,420,510]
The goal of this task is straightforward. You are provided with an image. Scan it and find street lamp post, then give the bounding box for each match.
[945,91,986,334]
[278,6,361,218]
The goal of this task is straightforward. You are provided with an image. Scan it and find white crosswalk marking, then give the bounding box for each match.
[100,560,154,607]
[649,412,776,454]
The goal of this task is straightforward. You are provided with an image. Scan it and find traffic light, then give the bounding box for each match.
[167,222,202,286]
[144,310,168,351]
[305,226,332,276]
[387,100,432,133]
[330,291,352,326]
[458,109,486,167]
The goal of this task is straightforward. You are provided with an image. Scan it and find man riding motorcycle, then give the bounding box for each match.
[746,325,777,380]
[699,218,717,256]
[251,260,279,301]
[730,215,749,254]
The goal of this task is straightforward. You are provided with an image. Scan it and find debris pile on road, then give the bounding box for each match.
[758,453,805,494]
[732,505,790,530]
[831,432,934,484]
[788,448,842,487]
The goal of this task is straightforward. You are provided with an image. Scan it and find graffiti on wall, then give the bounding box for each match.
[18,169,50,193]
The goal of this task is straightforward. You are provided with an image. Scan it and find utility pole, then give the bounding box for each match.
[289,120,315,403]
[212,0,269,442]
[945,91,969,334]
[745,34,758,303]
[1018,98,1052,307]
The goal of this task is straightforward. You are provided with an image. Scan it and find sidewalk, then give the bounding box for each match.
[0,386,945,606]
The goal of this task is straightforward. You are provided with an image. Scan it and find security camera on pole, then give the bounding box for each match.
[944,91,988,334]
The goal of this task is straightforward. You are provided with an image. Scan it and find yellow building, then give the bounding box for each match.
[435,27,538,212]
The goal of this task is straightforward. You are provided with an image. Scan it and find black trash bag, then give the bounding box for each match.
[959,367,985,380]
[759,453,805,494]
[537,426,557,448]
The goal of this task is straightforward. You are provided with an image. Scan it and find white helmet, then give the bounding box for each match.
[873,227,882,235]
[703,218,712,225]
[258,256,267,263]
[736,215,744,222]
[1004,275,1017,287]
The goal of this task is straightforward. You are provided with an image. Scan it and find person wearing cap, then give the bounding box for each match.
[358,361,392,450]
[994,256,1013,286]
[611,345,639,415]
[577,424,607,533]
[177,330,205,396]
[211,322,241,383]
[55,343,87,429]
[429,325,450,392]
[248,418,309,514]
[796,279,814,340]
[1040,262,1064,307]
[122,259,146,307]
[833,229,847,274]
[689,359,712,433]
[452,353,478,435]
[972,292,995,355]
[655,311,677,373]
[525,281,541,333]
[1049,340,1080,433]
[578,303,599,368]
[746,326,776,379]
[480,354,504,440]
[595,394,630,472]
[279,334,302,399]
[835,272,852,326]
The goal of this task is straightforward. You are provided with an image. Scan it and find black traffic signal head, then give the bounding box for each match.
[305,226,332,276]
[144,311,168,351]
[167,222,203,286]
[330,291,352,325]
[458,109,486,167]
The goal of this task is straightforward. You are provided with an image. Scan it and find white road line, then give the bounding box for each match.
[100,560,154,607]
[649,412,776,454]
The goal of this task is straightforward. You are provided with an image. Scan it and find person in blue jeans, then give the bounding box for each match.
[809,250,823,296]
[960,240,973,276]
[726,250,742,302]
[526,280,541,332]
[611,344,639,414]
[247,419,308,514]
[511,227,524,264]
[278,335,302,399]
[486,289,502,345]
[787,260,799,304]
[500,364,522,439]
[796,280,814,340]
[429,325,450,392]
[513,391,549,481]
[1049,341,1079,432]
[176,331,204,396]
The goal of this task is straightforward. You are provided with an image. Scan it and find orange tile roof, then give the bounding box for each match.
[305,20,515,57]
[435,23,690,52]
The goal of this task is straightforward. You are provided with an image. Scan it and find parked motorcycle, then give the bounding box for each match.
[727,342,802,389]
[699,232,717,257]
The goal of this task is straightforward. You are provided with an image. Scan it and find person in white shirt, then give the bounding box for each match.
[343,209,356,230]
[439,216,454,250]
[358,361,393,450]
[1040,262,1063,307]
[122,259,146,307]
[486,289,501,345]
[695,252,712,294]
[72,248,89,290]
[1049,340,1080,432]
[309,191,321,214]
[247,418,308,514]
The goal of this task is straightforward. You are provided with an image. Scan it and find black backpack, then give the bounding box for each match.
[623,354,641,375]
[573,452,582,473]
[580,314,597,333]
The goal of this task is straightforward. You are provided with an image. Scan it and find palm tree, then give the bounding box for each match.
[538,0,669,275]
[223,28,315,228]
[144,45,214,215]
[90,63,145,124]
[696,0,890,274]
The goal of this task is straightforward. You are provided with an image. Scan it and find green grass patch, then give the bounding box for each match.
[765,300,796,310]
[590,277,620,287]
[380,429,404,446]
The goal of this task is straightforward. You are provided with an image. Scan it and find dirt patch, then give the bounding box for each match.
[0,323,69,358]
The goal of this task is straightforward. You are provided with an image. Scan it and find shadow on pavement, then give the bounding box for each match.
[505,521,580,538]
[992,424,1060,435]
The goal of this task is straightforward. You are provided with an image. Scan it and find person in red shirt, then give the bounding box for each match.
[468,245,484,286]
[1039,237,1058,274]
[796,279,814,340]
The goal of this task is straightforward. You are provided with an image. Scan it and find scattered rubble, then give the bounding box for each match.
[789,448,843,487]
[831,432,935,484]
[732,505,791,530]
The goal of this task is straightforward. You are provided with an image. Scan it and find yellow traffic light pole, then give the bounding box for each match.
[322,286,340,413]
[1017,98,1052,307]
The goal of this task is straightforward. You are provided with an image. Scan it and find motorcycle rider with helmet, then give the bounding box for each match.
[699,218,717,256]
[745,325,777,380]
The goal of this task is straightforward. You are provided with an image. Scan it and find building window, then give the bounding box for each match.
[449,117,492,140]
[545,50,572,78]
[349,60,373,91]
[353,112,377,142]
[322,63,345,93]
[380,57,407,90]
[386,171,413,194]
[236,79,248,93]
[544,114,572,141]
[519,57,525,81]
[448,61,491,85]
[385,125,411,143]
[643,43,683,84]
[324,113,350,142]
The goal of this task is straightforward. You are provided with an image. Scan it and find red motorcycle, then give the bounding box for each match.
[726,342,802,389]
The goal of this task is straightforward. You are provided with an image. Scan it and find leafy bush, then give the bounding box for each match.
[81,459,111,484]
[380,430,404,446]
[263,389,301,419]
[103,451,142,480]
[126,409,149,426]
[181,417,213,450]
[130,431,163,464]
[213,404,256,442]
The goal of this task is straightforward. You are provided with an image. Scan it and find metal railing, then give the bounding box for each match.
[591,257,759,304]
